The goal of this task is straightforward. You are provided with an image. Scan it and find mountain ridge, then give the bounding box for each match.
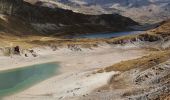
[28,0,170,23]
[0,0,138,36]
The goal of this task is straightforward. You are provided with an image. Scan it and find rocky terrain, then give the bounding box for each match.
[0,19,169,100]
[26,0,170,23]
[73,20,170,100]
[0,0,138,36]
[0,1,169,100]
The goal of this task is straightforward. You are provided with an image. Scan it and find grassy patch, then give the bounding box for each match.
[97,50,170,72]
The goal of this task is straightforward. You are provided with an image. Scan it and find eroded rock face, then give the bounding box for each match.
[0,0,23,15]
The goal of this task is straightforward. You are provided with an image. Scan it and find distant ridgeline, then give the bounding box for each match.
[0,0,23,15]
[0,0,138,35]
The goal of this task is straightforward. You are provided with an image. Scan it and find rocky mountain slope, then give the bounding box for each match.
[0,10,169,100]
[0,0,138,36]
[0,1,169,100]
[27,0,170,23]
[72,19,170,100]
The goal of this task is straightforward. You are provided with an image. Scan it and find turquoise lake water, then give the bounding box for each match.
[0,63,59,98]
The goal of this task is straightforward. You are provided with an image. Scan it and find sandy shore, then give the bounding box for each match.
[0,44,149,100]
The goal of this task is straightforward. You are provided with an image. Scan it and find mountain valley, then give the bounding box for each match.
[0,0,169,100]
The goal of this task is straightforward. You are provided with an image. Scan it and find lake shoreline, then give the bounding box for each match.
[0,63,59,97]
[0,44,149,100]
[68,31,144,39]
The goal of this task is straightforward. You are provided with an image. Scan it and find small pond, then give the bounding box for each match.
[0,63,59,97]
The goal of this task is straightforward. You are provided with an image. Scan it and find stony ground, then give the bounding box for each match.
[0,20,170,100]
